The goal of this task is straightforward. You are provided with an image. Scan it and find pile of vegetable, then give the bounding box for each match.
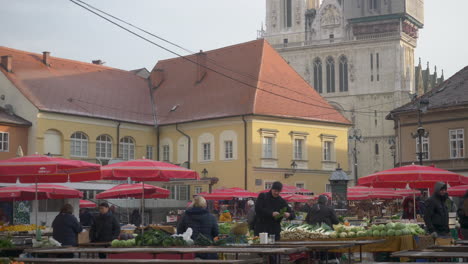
[0,238,13,249]
[111,233,136,248]
[330,224,367,238]
[0,225,46,232]
[330,222,426,238]
[131,229,187,247]
[281,223,332,240]
[367,222,425,237]
[32,238,61,248]
[218,222,233,235]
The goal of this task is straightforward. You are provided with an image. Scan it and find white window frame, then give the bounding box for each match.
[294,138,304,160]
[119,136,135,160]
[449,129,464,159]
[264,181,274,190]
[295,182,305,189]
[96,135,112,159]
[224,141,233,159]
[415,137,430,160]
[146,145,154,160]
[198,133,215,163]
[164,184,189,200]
[263,136,274,159]
[320,134,336,162]
[162,145,170,162]
[203,143,211,161]
[194,186,203,194]
[0,132,9,152]
[219,130,237,161]
[70,132,88,158]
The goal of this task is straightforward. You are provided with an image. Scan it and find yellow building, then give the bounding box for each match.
[0,40,351,197]
[151,39,351,194]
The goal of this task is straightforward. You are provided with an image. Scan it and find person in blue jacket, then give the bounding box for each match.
[52,203,83,246]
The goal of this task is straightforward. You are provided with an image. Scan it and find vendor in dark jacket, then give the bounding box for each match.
[457,190,468,239]
[306,195,339,228]
[90,202,120,242]
[254,181,294,241]
[52,204,83,246]
[177,196,218,260]
[424,182,450,237]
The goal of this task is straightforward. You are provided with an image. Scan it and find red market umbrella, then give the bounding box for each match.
[358,164,468,189]
[314,192,371,201]
[348,186,403,200]
[0,155,101,183]
[28,184,83,199]
[260,184,313,194]
[101,160,198,227]
[0,186,50,201]
[0,155,100,233]
[95,183,170,199]
[101,159,199,182]
[198,187,257,200]
[80,200,96,208]
[282,194,313,203]
[448,185,468,197]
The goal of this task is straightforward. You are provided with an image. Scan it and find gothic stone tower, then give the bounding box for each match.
[263,0,424,184]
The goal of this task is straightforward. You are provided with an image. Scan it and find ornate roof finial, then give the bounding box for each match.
[418,57,421,65]
[426,61,430,70]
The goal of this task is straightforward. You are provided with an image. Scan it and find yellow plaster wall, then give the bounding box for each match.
[158,117,246,190]
[36,113,157,160]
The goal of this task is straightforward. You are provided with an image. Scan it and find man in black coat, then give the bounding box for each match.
[90,202,120,242]
[306,195,339,228]
[424,182,450,237]
[254,181,294,241]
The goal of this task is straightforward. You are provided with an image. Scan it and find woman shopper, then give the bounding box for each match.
[52,204,83,247]
[177,196,218,260]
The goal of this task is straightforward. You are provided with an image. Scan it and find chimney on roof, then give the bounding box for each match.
[42,51,50,66]
[150,68,165,89]
[196,50,207,83]
[1,55,12,72]
[92,60,105,65]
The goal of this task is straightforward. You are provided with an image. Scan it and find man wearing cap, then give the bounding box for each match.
[254,181,294,240]
[424,182,450,237]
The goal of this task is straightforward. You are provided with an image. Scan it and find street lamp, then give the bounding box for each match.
[201,168,208,178]
[348,128,362,185]
[284,161,298,178]
[411,99,430,165]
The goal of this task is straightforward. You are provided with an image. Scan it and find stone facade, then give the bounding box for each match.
[262,0,424,183]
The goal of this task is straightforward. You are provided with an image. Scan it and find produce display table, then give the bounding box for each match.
[391,250,468,259]
[286,235,431,253]
[427,245,468,252]
[276,240,385,262]
[79,242,112,247]
[25,246,307,264]
[15,258,264,264]
[455,240,468,245]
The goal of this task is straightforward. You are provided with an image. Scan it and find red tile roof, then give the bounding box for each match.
[152,39,350,125]
[0,47,154,125]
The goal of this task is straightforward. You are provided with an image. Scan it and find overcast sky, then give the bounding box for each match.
[1,0,466,78]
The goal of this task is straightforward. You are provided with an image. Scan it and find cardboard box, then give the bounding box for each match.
[78,229,90,245]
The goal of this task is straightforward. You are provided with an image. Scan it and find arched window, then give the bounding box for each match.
[339,55,348,92]
[198,133,215,162]
[159,138,173,163]
[326,56,335,93]
[282,0,292,28]
[119,137,135,160]
[70,132,88,157]
[96,135,112,159]
[313,58,323,93]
